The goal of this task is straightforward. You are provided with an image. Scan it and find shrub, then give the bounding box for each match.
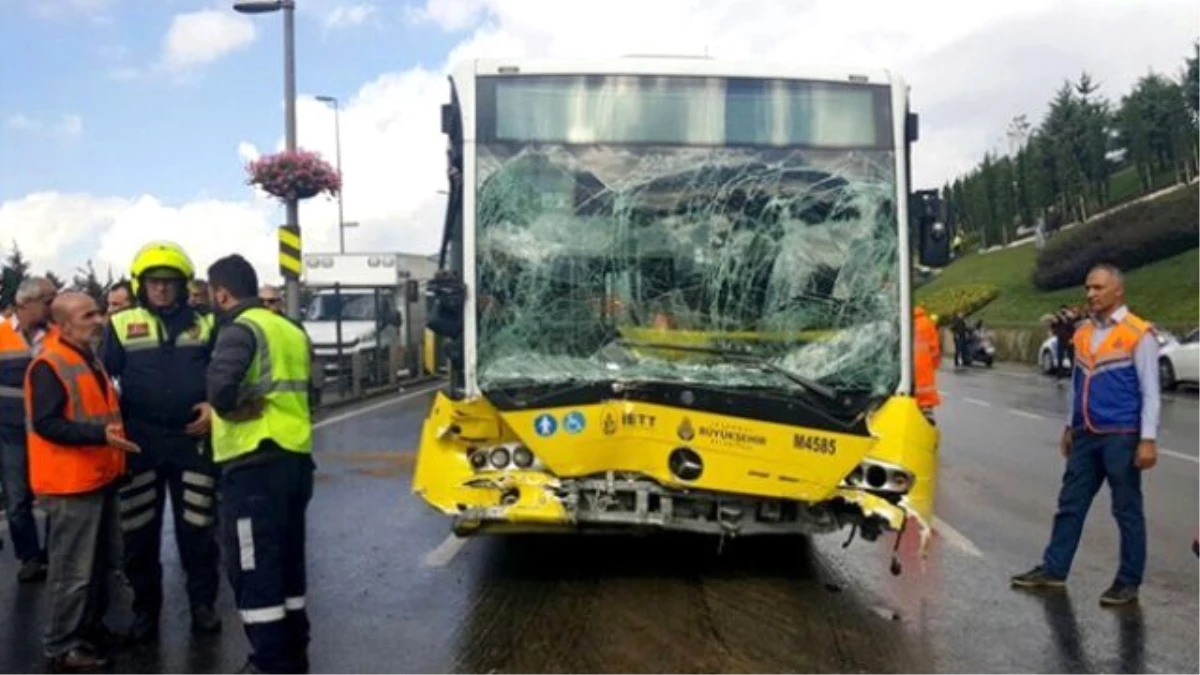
[916,283,1000,325]
[1032,186,1199,291]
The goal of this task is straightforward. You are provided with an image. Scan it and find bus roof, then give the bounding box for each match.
[456,57,898,88]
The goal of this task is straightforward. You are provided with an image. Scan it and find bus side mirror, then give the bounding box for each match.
[913,189,950,268]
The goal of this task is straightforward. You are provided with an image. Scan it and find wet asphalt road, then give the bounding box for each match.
[0,368,1196,673]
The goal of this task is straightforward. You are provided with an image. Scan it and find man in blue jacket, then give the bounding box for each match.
[100,241,221,640]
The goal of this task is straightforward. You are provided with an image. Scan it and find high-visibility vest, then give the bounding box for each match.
[1071,311,1149,434]
[914,308,941,408]
[211,307,312,464]
[0,320,35,428]
[24,335,125,495]
[108,307,213,429]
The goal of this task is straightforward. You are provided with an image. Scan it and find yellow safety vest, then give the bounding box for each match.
[109,306,214,352]
[211,307,312,464]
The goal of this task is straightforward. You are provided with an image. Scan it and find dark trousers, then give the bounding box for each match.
[119,460,220,615]
[220,454,313,674]
[0,434,45,563]
[41,485,121,658]
[1042,432,1146,586]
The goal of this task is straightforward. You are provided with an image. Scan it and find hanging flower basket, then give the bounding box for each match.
[246,149,342,202]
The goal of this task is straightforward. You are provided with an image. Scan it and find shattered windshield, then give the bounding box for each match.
[305,293,379,322]
[474,74,901,399]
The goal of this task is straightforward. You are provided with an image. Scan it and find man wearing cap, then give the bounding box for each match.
[100,241,222,640]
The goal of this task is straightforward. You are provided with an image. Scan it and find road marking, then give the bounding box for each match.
[314,382,443,430]
[932,516,983,558]
[1009,409,1046,421]
[964,397,991,407]
[1161,448,1199,465]
[422,532,470,567]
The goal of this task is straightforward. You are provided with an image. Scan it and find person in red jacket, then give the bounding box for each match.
[26,291,140,672]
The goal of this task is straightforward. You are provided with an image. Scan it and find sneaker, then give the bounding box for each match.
[191,604,222,635]
[17,558,48,583]
[1099,583,1139,606]
[1010,565,1066,589]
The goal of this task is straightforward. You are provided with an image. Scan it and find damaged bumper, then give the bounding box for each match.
[449,471,910,539]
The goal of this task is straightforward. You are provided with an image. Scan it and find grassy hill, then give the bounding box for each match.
[917,243,1199,333]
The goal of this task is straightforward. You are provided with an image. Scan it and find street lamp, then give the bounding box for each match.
[234,0,301,320]
[315,95,347,253]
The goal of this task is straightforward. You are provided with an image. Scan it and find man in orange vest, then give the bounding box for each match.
[1012,263,1159,606]
[25,291,140,672]
[0,277,55,582]
[913,306,942,414]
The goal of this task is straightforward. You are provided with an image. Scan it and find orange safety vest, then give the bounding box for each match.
[914,308,941,408]
[0,320,33,404]
[1071,311,1148,434]
[24,334,125,496]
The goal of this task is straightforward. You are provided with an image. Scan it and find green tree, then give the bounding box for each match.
[72,260,107,306]
[45,271,65,290]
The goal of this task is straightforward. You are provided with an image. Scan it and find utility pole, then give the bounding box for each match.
[316,95,345,252]
[235,0,301,320]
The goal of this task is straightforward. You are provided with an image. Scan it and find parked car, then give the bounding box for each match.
[1159,328,1199,390]
[1036,326,1195,389]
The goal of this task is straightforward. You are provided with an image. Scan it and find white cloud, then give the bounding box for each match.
[2,0,1197,281]
[324,3,378,30]
[161,10,257,70]
[5,113,84,138]
[5,114,40,132]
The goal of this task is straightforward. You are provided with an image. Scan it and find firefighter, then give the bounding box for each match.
[100,241,221,640]
[914,305,942,415]
[206,254,314,674]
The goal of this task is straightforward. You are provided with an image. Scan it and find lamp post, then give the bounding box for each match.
[315,95,346,253]
[234,0,301,320]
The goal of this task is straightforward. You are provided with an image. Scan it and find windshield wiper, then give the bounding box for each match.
[615,340,849,410]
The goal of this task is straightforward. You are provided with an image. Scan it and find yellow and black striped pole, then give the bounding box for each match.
[278,224,302,281]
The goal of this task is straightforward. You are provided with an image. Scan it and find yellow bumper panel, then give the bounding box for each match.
[412,391,938,535]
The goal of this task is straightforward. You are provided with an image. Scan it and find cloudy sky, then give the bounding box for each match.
[0,0,1195,284]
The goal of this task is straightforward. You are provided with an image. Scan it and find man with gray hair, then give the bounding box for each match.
[0,277,56,582]
[1012,263,1160,606]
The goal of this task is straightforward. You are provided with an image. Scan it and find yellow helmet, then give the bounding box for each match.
[130,241,195,294]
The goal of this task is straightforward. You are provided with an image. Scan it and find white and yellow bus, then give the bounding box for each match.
[415,56,951,559]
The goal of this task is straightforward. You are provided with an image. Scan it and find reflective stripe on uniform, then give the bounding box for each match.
[120,487,157,513]
[121,470,157,494]
[39,354,120,425]
[182,471,216,489]
[183,489,213,509]
[183,509,214,528]
[236,320,309,401]
[285,596,306,611]
[0,385,23,398]
[121,508,156,532]
[237,518,256,571]
[240,605,286,624]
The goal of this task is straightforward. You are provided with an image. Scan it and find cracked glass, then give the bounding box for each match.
[473,74,901,398]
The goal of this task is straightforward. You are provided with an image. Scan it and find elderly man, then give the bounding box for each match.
[1012,263,1159,606]
[259,285,284,315]
[0,277,56,582]
[27,292,139,671]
